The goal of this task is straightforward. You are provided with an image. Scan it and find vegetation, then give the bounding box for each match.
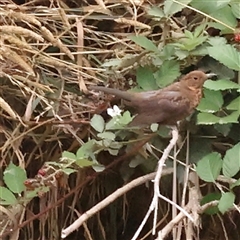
[0,0,239,239]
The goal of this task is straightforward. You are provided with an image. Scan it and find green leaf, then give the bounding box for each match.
[204,79,240,91]
[147,6,164,19]
[197,89,223,113]
[76,159,94,167]
[105,118,117,130]
[191,0,230,13]
[3,163,27,194]
[200,192,221,215]
[218,192,235,214]
[223,143,240,177]
[128,36,158,51]
[207,45,240,71]
[211,5,237,29]
[92,165,105,172]
[62,151,76,161]
[164,0,192,16]
[231,2,240,18]
[155,60,180,87]
[196,152,222,182]
[119,111,133,125]
[207,37,227,46]
[198,111,239,125]
[193,24,207,37]
[90,114,105,133]
[105,111,133,130]
[150,123,159,132]
[0,186,17,205]
[226,97,240,112]
[136,67,158,90]
[184,30,194,38]
[174,29,208,51]
[97,131,115,140]
[159,44,176,60]
[218,111,239,124]
[76,140,96,160]
[197,112,220,125]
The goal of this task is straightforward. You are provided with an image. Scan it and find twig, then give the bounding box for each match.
[61,169,173,238]
[132,127,180,240]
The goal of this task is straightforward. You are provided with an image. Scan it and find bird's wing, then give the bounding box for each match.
[129,90,191,126]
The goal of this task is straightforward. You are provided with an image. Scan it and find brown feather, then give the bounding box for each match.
[89,71,215,126]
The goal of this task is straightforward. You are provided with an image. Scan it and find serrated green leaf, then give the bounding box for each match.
[0,186,17,205]
[184,30,194,38]
[3,163,27,194]
[223,143,240,177]
[175,37,208,51]
[155,60,180,87]
[207,37,227,46]
[218,192,235,214]
[90,114,105,133]
[197,89,223,113]
[193,24,207,37]
[197,112,220,125]
[136,67,158,90]
[208,45,240,71]
[219,111,239,124]
[128,36,158,51]
[198,111,239,125]
[200,192,221,215]
[204,79,240,91]
[164,0,192,16]
[196,152,222,182]
[226,97,240,112]
[97,131,115,140]
[62,151,76,161]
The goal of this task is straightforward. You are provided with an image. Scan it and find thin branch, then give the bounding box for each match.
[132,127,180,240]
[61,169,173,238]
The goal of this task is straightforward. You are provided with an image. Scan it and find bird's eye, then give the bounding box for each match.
[193,76,198,80]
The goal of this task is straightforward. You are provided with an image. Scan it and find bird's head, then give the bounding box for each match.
[180,71,216,89]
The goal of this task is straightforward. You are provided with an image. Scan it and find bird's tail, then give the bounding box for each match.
[89,85,133,101]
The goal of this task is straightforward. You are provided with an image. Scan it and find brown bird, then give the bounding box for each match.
[89,71,216,127]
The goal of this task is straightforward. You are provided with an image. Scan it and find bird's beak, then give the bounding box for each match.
[206,73,217,79]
